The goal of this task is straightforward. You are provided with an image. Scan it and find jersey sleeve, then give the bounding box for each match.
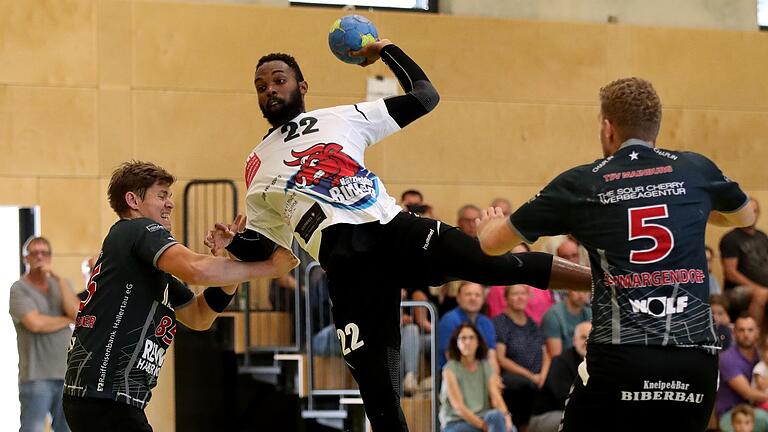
[345,99,401,148]
[9,283,36,323]
[509,169,577,242]
[168,276,194,309]
[682,152,748,213]
[131,219,179,268]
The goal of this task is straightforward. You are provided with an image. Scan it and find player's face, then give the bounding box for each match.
[734,317,759,349]
[136,182,174,230]
[456,327,479,358]
[457,283,484,314]
[732,413,755,432]
[254,61,307,127]
[506,284,529,312]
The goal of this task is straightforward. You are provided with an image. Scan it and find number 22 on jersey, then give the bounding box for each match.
[628,205,674,264]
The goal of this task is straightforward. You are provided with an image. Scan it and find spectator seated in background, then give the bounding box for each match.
[486,244,555,324]
[400,189,424,210]
[706,245,722,296]
[719,199,768,324]
[401,289,433,395]
[440,323,515,432]
[529,322,592,432]
[490,198,513,217]
[540,290,591,358]
[457,204,482,238]
[438,281,498,372]
[712,294,734,350]
[717,315,768,432]
[732,404,757,432]
[494,284,550,432]
[753,343,768,412]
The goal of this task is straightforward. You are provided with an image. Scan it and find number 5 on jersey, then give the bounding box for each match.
[337,323,365,355]
[628,205,674,264]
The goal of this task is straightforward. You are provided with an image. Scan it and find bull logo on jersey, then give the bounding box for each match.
[284,143,379,209]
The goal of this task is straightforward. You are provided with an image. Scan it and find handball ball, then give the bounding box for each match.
[328,15,379,64]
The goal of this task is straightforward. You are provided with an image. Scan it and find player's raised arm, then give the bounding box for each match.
[351,39,439,128]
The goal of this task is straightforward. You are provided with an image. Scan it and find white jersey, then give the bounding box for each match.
[243,98,403,260]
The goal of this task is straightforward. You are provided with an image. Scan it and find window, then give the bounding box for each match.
[291,0,435,12]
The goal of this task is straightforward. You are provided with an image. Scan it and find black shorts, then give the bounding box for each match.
[63,395,152,432]
[561,343,717,432]
[317,212,553,432]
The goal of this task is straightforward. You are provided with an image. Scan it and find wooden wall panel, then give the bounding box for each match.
[0,177,38,207]
[132,91,262,179]
[39,178,102,255]
[0,0,96,86]
[0,87,98,177]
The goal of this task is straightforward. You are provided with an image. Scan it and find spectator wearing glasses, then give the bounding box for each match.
[10,236,80,432]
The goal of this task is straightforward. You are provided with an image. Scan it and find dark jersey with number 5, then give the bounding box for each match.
[64,218,194,408]
[510,140,748,350]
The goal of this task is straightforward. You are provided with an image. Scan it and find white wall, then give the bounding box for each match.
[0,206,21,431]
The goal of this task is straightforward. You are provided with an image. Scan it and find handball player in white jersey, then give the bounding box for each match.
[207,39,592,431]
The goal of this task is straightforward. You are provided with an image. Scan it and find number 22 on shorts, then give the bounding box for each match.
[337,323,365,355]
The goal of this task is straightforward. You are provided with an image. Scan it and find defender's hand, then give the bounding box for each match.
[350,39,393,67]
[204,214,246,255]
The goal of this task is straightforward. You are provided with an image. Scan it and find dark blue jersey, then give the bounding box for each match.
[64,218,194,409]
[510,140,748,350]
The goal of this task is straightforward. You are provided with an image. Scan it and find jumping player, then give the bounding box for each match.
[62,161,297,432]
[476,77,755,431]
[204,39,591,431]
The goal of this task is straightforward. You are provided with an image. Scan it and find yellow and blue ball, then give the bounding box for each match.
[328,15,379,64]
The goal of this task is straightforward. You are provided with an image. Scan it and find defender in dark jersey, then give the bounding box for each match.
[63,162,297,432]
[205,39,592,432]
[477,78,755,432]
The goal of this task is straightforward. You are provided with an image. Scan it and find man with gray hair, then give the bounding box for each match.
[10,236,79,432]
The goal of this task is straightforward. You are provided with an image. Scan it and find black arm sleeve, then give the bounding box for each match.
[225,228,277,262]
[380,44,439,128]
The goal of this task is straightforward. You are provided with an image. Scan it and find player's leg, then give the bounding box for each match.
[562,344,717,432]
[375,212,549,289]
[327,276,408,431]
[63,396,153,432]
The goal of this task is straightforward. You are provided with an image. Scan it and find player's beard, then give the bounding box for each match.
[261,87,305,127]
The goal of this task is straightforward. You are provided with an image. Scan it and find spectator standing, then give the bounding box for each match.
[9,236,79,432]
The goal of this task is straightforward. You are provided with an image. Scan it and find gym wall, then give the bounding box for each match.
[1,2,767,429]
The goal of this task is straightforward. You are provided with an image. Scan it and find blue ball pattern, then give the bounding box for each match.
[328,15,379,64]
